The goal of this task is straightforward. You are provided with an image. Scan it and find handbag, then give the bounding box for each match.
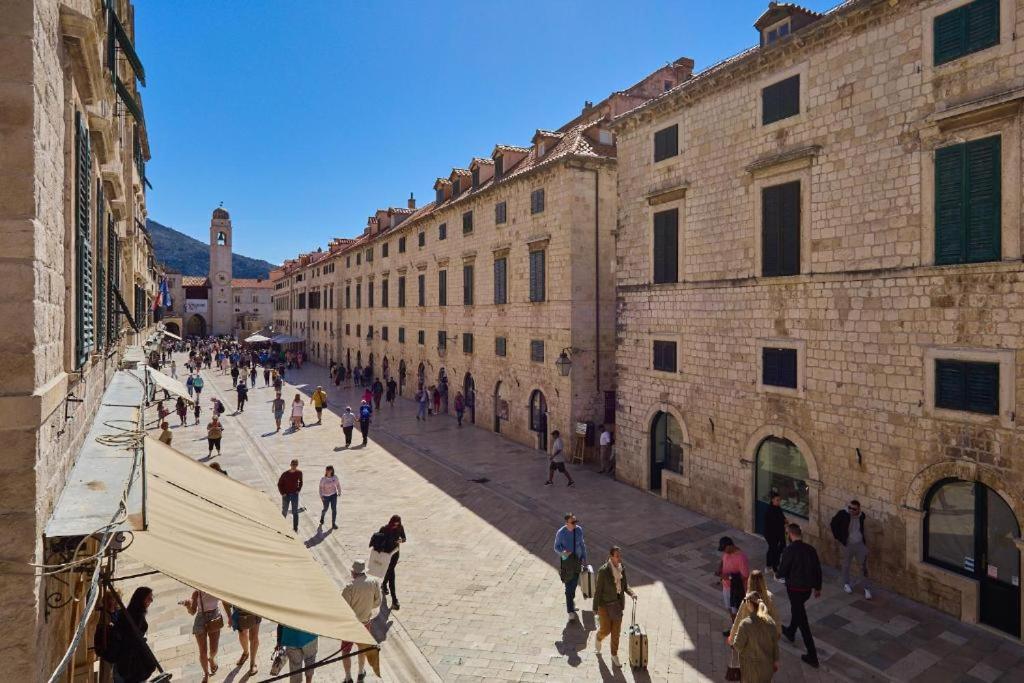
[725,647,741,681]
[196,593,224,634]
[270,646,286,675]
[559,528,582,583]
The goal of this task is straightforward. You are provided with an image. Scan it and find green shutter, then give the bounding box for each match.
[934,6,967,65]
[529,250,545,302]
[761,182,800,276]
[936,359,966,410]
[935,144,967,264]
[935,0,1000,65]
[965,361,999,414]
[966,0,1000,53]
[653,125,678,162]
[762,76,799,125]
[95,182,106,348]
[107,218,117,343]
[780,181,801,275]
[75,112,95,366]
[463,265,473,305]
[438,270,446,306]
[494,258,507,304]
[653,209,678,283]
[965,136,1001,262]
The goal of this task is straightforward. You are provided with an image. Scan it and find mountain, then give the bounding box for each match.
[147,219,277,279]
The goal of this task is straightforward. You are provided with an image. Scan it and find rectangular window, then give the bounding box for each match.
[452,178,460,197]
[355,283,362,308]
[346,257,350,267]
[463,264,474,305]
[463,211,473,234]
[345,285,351,308]
[398,276,406,307]
[530,340,545,362]
[935,135,1001,265]
[935,359,999,415]
[653,208,679,284]
[381,326,389,341]
[418,231,425,248]
[356,324,361,337]
[653,340,677,372]
[74,112,94,366]
[761,180,801,276]
[762,74,800,125]
[438,270,447,306]
[934,0,1000,66]
[530,188,545,214]
[438,330,447,351]
[493,257,508,304]
[398,327,405,343]
[356,253,361,265]
[653,124,678,162]
[439,223,447,240]
[368,325,373,339]
[495,336,507,357]
[418,330,425,345]
[367,282,374,308]
[471,168,480,190]
[529,250,546,302]
[436,187,445,204]
[345,324,350,335]
[762,347,798,388]
[494,155,504,179]
[382,242,389,258]
[417,273,425,307]
[366,247,373,262]
[495,201,507,225]
[463,333,474,354]
[399,236,406,253]
[381,279,389,307]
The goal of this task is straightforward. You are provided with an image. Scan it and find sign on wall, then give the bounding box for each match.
[185,299,208,314]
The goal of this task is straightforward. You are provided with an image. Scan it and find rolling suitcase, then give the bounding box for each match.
[579,565,595,599]
[627,599,648,670]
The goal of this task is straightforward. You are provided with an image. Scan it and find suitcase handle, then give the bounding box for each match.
[630,597,637,627]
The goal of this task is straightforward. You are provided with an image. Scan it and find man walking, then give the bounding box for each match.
[272,392,286,432]
[341,560,381,683]
[830,499,872,599]
[358,400,372,446]
[763,492,787,578]
[192,374,204,398]
[236,379,248,413]
[386,378,397,406]
[777,523,822,668]
[553,513,588,621]
[545,430,575,487]
[206,415,223,458]
[341,407,356,447]
[372,378,383,411]
[415,387,428,421]
[278,459,303,533]
[593,546,637,668]
[312,386,328,425]
[598,425,612,473]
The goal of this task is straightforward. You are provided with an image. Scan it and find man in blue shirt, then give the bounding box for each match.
[358,400,372,446]
[278,625,318,682]
[553,513,588,620]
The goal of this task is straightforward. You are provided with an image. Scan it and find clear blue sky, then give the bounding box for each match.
[137,0,837,265]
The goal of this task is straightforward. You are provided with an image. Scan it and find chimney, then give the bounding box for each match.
[408,192,416,210]
[582,100,594,115]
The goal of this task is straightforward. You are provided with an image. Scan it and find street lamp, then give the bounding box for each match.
[555,347,579,377]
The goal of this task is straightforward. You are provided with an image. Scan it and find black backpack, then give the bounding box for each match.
[93,612,123,664]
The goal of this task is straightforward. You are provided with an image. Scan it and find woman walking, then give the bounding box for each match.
[731,592,781,682]
[175,396,188,426]
[229,603,262,676]
[111,586,157,683]
[186,374,194,398]
[290,394,305,430]
[454,391,465,427]
[207,416,223,458]
[249,364,257,388]
[728,570,780,642]
[319,465,342,530]
[181,589,229,682]
[375,514,407,610]
[716,536,750,636]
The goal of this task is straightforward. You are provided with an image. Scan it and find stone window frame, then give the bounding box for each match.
[923,346,1015,429]
[645,192,686,285]
[652,116,683,167]
[648,333,682,375]
[755,338,806,398]
[921,0,1017,76]
[920,116,1021,265]
[756,61,808,133]
[750,158,813,278]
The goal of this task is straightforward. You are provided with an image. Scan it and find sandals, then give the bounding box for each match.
[210,658,219,674]
[237,652,249,667]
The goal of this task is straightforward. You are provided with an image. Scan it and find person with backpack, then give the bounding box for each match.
[593,546,637,668]
[186,373,195,398]
[358,400,372,446]
[111,587,158,683]
[553,513,588,621]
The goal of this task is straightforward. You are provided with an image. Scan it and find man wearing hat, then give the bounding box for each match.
[341,560,381,683]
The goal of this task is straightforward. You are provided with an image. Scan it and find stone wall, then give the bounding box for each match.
[613,0,1024,625]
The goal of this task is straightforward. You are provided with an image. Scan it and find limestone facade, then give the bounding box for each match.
[0,0,157,677]
[612,0,1024,635]
[271,242,344,362]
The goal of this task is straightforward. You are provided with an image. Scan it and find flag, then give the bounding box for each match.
[159,276,172,308]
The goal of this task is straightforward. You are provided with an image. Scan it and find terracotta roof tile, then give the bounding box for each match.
[181,276,209,287]
[231,278,273,288]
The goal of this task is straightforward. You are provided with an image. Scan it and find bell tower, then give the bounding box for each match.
[209,205,234,335]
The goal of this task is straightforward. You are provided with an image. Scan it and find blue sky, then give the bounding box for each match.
[137,0,837,265]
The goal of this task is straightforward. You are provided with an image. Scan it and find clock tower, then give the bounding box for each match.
[209,205,234,335]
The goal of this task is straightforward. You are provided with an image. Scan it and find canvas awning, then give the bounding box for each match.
[271,334,305,344]
[245,333,271,343]
[160,328,182,341]
[124,437,374,645]
[147,367,194,404]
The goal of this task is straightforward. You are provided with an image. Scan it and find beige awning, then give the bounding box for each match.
[147,367,194,404]
[161,328,183,341]
[124,437,375,646]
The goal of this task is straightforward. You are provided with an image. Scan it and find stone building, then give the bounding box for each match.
[612,0,1024,637]
[0,0,158,677]
[163,207,276,337]
[270,242,345,362]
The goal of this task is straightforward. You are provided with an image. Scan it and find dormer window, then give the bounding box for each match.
[471,168,479,190]
[494,155,504,180]
[766,19,790,43]
[436,187,445,204]
[452,178,460,197]
[663,80,673,92]
[598,129,613,145]
[537,142,546,157]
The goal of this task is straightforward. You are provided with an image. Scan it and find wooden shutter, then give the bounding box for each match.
[531,340,545,362]
[653,125,678,162]
[935,144,967,264]
[779,181,801,275]
[935,360,967,410]
[463,211,473,233]
[762,182,800,276]
[653,341,676,372]
[464,334,473,354]
[107,217,117,343]
[95,182,106,348]
[762,75,799,125]
[382,280,389,307]
[653,209,679,283]
[398,277,405,307]
[438,331,446,351]
[75,112,95,366]
[418,274,424,306]
[495,336,506,356]
[529,250,545,302]
[531,189,545,214]
[965,361,999,414]
[763,348,797,388]
[438,270,446,306]
[493,258,507,304]
[934,6,967,65]
[463,264,473,305]
[966,0,1000,53]
[965,136,1001,262]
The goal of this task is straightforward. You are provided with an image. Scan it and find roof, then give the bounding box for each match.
[754,2,823,29]
[231,278,273,288]
[212,207,229,220]
[181,276,209,287]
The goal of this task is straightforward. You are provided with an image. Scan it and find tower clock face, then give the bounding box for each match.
[216,272,228,284]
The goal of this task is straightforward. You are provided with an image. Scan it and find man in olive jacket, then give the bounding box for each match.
[592,546,637,668]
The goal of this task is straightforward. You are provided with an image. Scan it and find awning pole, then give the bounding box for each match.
[140,373,148,531]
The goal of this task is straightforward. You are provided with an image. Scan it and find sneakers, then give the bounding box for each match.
[544,481,553,486]
[864,588,873,600]
[357,672,367,682]
[593,637,602,654]
[567,481,576,488]
[843,583,853,594]
[611,656,621,668]
[801,654,820,668]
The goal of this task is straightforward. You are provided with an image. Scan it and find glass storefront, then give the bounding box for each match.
[755,437,809,533]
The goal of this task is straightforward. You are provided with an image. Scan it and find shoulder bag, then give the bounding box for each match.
[197,592,224,634]
[559,528,582,583]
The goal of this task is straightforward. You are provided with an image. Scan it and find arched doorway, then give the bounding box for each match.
[417,362,425,389]
[382,356,390,379]
[925,479,1021,636]
[529,390,547,451]
[754,437,810,534]
[494,381,509,433]
[185,314,207,337]
[356,350,362,367]
[398,359,407,396]
[366,353,374,381]
[437,368,448,413]
[346,349,351,367]
[649,411,683,491]
[464,372,476,424]
[164,321,181,336]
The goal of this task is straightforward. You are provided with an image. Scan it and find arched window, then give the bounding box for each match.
[529,390,548,450]
[755,437,809,532]
[649,411,684,490]
[216,231,227,246]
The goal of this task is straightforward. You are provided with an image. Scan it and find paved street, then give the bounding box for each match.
[121,356,1024,682]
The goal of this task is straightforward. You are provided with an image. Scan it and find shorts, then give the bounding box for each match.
[549,462,566,473]
[192,609,222,635]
